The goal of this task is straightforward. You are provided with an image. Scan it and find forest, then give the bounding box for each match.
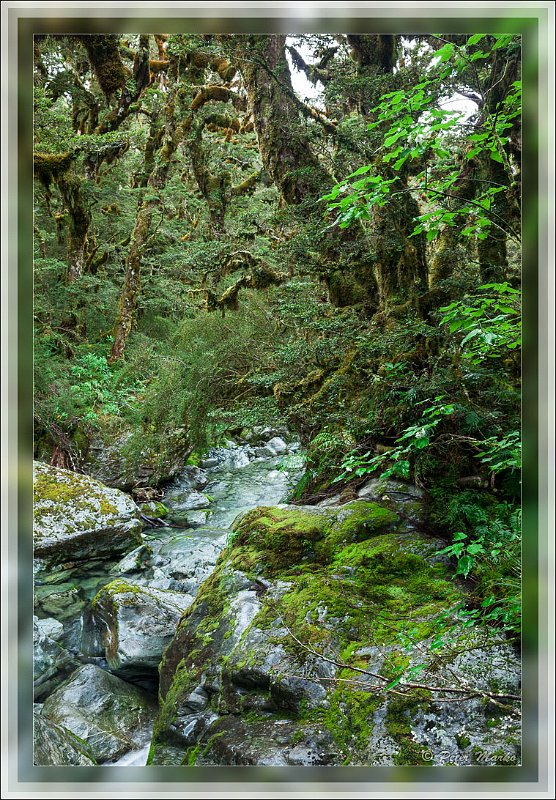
[32,32,522,769]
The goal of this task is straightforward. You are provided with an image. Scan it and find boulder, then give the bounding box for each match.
[33,461,143,567]
[253,446,276,459]
[357,477,425,527]
[92,580,193,676]
[140,501,169,518]
[34,581,86,621]
[41,664,156,763]
[150,501,521,767]
[83,425,189,491]
[33,617,78,700]
[34,712,97,766]
[266,436,288,455]
[166,490,210,512]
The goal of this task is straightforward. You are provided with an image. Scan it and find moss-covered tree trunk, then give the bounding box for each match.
[346,34,396,114]
[477,45,521,285]
[231,34,331,205]
[133,112,164,189]
[349,35,428,310]
[189,130,230,238]
[109,91,179,363]
[372,181,428,308]
[56,174,91,283]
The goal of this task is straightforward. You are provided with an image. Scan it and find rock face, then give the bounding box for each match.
[83,425,190,491]
[150,502,521,767]
[33,617,78,700]
[33,461,143,567]
[91,580,194,676]
[41,664,156,763]
[356,477,425,529]
[34,712,97,766]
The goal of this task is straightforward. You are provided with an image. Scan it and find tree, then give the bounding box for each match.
[323,34,521,293]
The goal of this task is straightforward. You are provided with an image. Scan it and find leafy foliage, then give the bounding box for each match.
[32,32,522,650]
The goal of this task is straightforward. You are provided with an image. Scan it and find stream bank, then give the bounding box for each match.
[33,432,303,766]
[33,432,521,768]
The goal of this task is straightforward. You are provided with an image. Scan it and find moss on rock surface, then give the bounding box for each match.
[91,579,194,676]
[33,460,142,567]
[150,501,520,766]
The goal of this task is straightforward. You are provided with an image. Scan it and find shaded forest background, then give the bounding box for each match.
[33,32,522,632]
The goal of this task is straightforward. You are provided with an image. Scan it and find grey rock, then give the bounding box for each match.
[92,580,193,676]
[34,711,97,766]
[41,664,156,763]
[171,509,211,528]
[111,544,153,576]
[34,582,87,621]
[166,490,210,511]
[33,461,143,567]
[266,436,288,454]
[33,617,78,700]
[254,446,277,458]
[83,426,189,491]
[183,686,210,713]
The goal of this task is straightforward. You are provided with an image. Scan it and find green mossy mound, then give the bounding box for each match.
[149,501,519,767]
[33,460,143,567]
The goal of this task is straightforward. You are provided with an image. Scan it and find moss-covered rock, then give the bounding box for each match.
[83,425,190,492]
[92,580,194,677]
[34,712,97,766]
[33,461,143,567]
[140,501,169,518]
[41,664,156,763]
[150,501,521,766]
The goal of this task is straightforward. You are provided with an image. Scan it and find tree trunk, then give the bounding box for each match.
[55,174,91,283]
[476,45,521,285]
[189,131,230,238]
[347,36,428,309]
[231,34,331,205]
[372,182,428,308]
[109,91,178,363]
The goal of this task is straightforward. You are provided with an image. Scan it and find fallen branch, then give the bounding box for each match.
[274,606,521,703]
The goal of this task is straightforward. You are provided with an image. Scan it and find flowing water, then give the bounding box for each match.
[38,443,303,766]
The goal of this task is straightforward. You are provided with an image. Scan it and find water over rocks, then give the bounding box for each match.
[33,432,303,766]
[32,432,520,768]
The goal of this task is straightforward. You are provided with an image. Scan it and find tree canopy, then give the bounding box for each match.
[33,32,522,635]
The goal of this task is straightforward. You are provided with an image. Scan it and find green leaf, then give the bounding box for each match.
[435,43,455,63]
[348,165,373,177]
[455,554,474,578]
[466,33,487,46]
[384,132,403,148]
[384,673,405,691]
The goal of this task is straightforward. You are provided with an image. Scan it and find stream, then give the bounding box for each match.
[34,437,304,766]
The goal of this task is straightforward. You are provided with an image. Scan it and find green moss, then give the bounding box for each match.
[311,682,382,762]
[140,501,169,518]
[34,471,88,506]
[229,502,398,576]
[385,690,432,765]
[152,502,475,765]
[99,497,118,516]
[456,733,471,749]
[34,468,124,531]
